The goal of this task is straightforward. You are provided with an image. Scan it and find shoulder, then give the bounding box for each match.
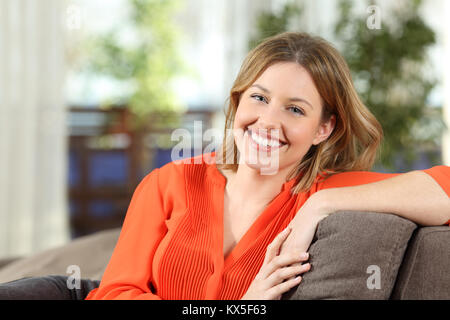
[317,170,400,190]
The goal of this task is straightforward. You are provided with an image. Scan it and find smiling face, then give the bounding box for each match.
[232,62,335,175]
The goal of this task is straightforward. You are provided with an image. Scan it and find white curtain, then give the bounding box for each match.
[443,0,450,165]
[0,0,70,258]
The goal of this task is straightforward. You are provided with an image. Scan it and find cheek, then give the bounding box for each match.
[286,125,316,148]
[232,107,247,150]
[234,103,254,127]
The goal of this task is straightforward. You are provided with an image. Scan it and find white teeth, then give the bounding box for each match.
[250,130,282,147]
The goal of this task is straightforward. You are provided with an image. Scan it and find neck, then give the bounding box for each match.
[225,161,293,207]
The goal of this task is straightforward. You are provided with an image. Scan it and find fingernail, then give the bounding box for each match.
[301,252,309,259]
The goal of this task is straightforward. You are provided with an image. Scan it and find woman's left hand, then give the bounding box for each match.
[279,191,331,274]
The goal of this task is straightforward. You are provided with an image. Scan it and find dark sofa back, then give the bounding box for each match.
[391,226,450,299]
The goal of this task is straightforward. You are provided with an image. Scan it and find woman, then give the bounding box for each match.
[85,32,450,300]
[1,31,448,300]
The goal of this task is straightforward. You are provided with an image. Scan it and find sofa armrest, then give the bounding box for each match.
[0,228,120,284]
[391,226,450,299]
[0,257,21,270]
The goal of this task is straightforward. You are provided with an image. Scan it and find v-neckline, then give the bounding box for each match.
[206,152,297,271]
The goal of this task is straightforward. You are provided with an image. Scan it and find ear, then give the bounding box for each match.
[312,114,336,145]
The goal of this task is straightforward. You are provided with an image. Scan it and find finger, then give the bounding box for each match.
[266,263,311,287]
[266,275,302,300]
[263,227,292,266]
[287,263,311,280]
[261,252,309,279]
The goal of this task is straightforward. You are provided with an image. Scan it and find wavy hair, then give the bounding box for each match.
[216,32,383,194]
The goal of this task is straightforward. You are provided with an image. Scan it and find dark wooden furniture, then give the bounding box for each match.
[68,106,215,238]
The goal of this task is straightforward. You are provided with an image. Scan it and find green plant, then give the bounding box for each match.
[249,2,303,49]
[335,0,444,170]
[82,0,190,131]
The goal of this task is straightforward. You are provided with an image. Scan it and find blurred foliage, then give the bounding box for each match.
[249,2,303,49]
[250,0,445,171]
[83,0,189,131]
[335,0,444,170]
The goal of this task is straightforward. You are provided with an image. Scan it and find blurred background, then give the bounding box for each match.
[0,0,449,260]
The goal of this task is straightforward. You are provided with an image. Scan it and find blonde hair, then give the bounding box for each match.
[216,32,383,194]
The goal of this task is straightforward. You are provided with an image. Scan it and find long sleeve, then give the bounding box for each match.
[317,165,450,226]
[85,168,168,300]
[423,166,450,225]
[422,165,450,198]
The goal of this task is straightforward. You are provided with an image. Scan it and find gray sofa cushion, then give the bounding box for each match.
[0,228,120,284]
[391,226,450,299]
[282,211,417,300]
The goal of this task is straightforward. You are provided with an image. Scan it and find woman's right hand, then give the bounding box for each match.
[241,227,311,300]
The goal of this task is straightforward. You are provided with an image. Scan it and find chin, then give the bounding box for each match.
[238,151,283,176]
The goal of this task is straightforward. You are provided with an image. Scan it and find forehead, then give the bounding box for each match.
[256,62,316,89]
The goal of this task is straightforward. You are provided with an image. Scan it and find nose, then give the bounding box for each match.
[256,101,282,131]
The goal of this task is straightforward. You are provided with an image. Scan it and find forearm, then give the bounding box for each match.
[316,170,450,226]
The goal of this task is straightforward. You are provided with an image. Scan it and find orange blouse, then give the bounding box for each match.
[85,151,450,300]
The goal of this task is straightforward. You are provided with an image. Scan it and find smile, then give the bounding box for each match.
[246,129,287,152]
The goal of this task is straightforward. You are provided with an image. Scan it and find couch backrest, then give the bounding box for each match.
[391,226,450,299]
[283,211,417,300]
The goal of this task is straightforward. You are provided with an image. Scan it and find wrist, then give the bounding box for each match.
[290,189,337,228]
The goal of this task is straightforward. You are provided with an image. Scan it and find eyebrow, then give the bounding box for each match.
[250,84,314,110]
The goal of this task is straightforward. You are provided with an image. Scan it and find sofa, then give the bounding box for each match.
[0,211,449,299]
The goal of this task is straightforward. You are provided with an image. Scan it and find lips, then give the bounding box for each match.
[246,128,288,146]
[246,128,288,152]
